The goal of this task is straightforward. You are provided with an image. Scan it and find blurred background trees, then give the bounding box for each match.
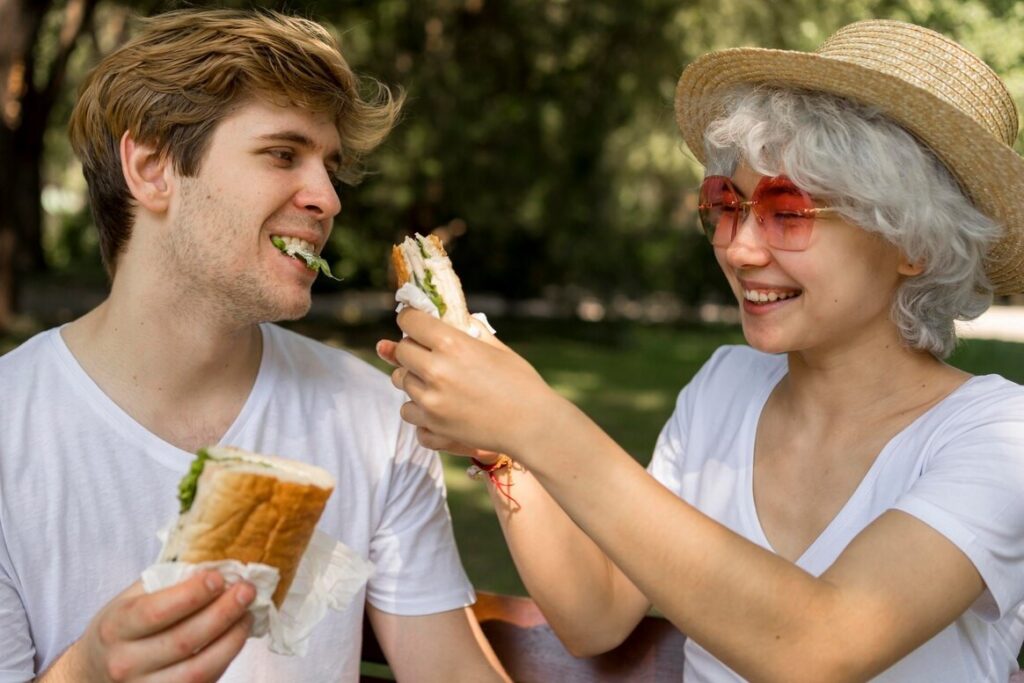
[4,0,1024,332]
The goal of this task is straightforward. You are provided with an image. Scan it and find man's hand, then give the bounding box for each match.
[44,570,255,682]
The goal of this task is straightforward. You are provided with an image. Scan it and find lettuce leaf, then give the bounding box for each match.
[178,449,211,513]
[271,236,341,281]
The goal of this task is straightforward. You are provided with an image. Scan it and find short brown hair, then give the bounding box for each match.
[68,8,402,276]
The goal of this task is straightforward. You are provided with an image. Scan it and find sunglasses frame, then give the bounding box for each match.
[698,174,836,251]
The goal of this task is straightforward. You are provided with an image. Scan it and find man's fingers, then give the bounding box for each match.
[131,582,256,673]
[144,610,254,683]
[117,571,226,640]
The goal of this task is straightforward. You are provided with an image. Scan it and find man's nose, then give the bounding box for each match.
[294,166,342,220]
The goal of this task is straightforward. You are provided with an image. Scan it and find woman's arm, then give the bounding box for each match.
[484,466,651,656]
[388,310,987,682]
[524,408,984,682]
[377,336,650,655]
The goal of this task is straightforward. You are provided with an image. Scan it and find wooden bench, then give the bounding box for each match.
[360,591,687,682]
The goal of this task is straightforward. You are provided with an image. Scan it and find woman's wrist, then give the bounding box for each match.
[510,390,584,469]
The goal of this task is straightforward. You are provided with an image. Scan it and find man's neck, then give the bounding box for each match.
[61,282,265,452]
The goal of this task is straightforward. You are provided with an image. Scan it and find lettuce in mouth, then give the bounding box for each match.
[271,236,341,281]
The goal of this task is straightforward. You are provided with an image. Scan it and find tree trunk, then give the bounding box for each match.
[0,0,49,331]
[0,0,96,332]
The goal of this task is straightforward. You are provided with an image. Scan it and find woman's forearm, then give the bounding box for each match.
[484,465,650,655]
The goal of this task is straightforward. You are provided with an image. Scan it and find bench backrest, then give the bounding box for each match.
[360,591,687,682]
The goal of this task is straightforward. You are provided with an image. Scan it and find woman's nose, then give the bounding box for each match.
[722,209,771,268]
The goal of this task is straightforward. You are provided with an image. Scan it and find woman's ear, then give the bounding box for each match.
[120,130,172,213]
[897,255,925,277]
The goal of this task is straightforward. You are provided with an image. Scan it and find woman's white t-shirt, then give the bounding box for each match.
[648,345,1024,682]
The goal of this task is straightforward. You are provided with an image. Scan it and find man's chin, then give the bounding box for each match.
[258,290,313,323]
[270,300,312,322]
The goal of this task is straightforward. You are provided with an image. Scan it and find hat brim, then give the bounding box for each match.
[676,47,1024,295]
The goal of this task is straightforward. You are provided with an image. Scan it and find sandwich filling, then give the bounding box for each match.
[396,235,455,316]
[178,449,212,513]
[271,235,340,280]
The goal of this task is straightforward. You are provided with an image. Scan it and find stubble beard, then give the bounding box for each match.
[163,179,311,326]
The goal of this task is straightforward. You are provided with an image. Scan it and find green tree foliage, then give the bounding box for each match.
[28,0,1024,313]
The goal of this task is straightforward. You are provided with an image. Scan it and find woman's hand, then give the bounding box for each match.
[376,326,501,461]
[376,309,563,461]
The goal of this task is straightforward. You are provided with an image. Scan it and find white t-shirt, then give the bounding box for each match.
[648,345,1024,682]
[0,324,474,682]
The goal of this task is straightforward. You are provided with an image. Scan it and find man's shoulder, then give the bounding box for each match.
[264,323,396,398]
[0,327,59,378]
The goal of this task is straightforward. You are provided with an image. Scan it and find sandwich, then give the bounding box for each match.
[392,233,472,332]
[161,446,335,607]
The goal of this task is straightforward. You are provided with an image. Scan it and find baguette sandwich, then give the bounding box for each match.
[161,446,335,607]
[392,233,473,332]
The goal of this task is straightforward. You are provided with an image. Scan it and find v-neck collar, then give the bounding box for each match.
[740,364,980,569]
[49,323,278,472]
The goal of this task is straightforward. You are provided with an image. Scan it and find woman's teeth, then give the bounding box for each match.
[743,289,800,303]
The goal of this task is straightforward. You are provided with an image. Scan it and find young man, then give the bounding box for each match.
[0,9,506,682]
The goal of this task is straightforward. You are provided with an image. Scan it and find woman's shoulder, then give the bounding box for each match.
[934,372,1024,426]
[675,345,786,411]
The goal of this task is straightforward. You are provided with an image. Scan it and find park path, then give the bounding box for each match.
[956,305,1024,343]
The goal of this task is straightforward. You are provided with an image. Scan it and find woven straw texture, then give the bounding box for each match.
[676,20,1024,295]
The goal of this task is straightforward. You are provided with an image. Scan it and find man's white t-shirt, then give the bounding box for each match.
[0,323,474,682]
[648,345,1024,682]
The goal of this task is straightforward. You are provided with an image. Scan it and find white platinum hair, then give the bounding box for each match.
[702,86,998,358]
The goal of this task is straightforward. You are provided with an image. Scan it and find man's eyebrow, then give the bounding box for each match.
[255,131,342,167]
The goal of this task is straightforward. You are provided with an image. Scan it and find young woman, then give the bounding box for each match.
[379,20,1024,682]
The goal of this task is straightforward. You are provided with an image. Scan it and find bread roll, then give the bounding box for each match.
[161,446,334,607]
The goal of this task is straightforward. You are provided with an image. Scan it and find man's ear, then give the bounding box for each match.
[120,131,172,213]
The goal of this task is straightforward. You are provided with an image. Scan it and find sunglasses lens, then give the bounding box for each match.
[698,176,741,247]
[757,177,817,250]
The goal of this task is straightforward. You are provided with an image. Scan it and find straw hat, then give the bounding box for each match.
[675,20,1024,295]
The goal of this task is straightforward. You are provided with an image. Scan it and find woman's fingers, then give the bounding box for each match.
[414,426,504,461]
[392,367,429,398]
[400,400,428,428]
[467,316,511,352]
[375,339,399,367]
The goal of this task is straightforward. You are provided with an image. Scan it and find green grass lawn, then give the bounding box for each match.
[3,315,1022,597]
[309,316,1023,595]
